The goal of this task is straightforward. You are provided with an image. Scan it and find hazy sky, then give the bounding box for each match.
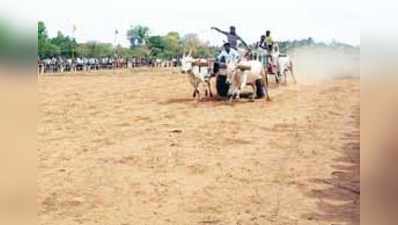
[2,0,360,47]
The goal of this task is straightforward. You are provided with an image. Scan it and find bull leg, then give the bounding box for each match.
[237,74,247,100]
[290,67,297,84]
[236,84,242,100]
[196,89,201,100]
[283,71,288,85]
[206,80,213,98]
[234,90,238,100]
[234,88,240,100]
[228,92,234,104]
[276,73,280,86]
[193,80,200,99]
[264,83,271,101]
[227,86,235,103]
[250,83,256,102]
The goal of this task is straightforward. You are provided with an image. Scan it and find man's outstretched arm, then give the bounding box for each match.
[238,36,249,49]
[211,27,228,35]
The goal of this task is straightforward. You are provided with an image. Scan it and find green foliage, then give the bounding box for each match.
[127,25,150,48]
[163,32,182,58]
[181,33,201,55]
[114,45,149,58]
[76,42,113,58]
[196,45,218,58]
[38,21,48,54]
[42,42,61,57]
[147,35,166,58]
[181,33,215,58]
[129,47,150,58]
[50,31,78,57]
[146,32,183,59]
[38,22,77,58]
[38,21,218,59]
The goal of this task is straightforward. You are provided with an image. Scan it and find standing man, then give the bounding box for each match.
[213,43,240,97]
[211,26,249,50]
[257,35,267,50]
[256,35,268,68]
[265,30,273,51]
[265,30,275,72]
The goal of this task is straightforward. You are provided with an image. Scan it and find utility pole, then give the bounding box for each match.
[114,29,119,57]
[72,24,77,59]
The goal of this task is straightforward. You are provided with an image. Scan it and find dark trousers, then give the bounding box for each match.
[255,79,266,98]
[216,75,230,97]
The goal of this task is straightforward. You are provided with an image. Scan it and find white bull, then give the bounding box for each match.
[226,57,271,102]
[180,53,213,99]
[272,44,296,84]
[253,44,296,85]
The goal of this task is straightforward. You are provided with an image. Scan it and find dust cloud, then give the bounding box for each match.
[289,47,359,82]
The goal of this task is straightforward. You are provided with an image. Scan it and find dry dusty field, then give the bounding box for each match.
[38,68,359,225]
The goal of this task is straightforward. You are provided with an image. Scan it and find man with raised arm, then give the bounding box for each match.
[211,26,249,50]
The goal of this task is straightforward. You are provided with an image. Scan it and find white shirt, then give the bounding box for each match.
[217,48,240,63]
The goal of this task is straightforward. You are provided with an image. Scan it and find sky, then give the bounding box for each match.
[2,0,361,47]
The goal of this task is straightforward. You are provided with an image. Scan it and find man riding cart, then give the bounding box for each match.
[212,42,239,97]
[212,42,267,99]
[256,30,279,76]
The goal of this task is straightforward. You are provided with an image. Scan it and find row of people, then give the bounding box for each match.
[37,57,179,74]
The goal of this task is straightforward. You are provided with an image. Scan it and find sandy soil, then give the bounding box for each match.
[38,68,359,225]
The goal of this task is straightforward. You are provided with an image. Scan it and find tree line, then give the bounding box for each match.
[38,22,217,59]
[38,21,358,59]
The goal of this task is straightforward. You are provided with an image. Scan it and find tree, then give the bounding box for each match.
[196,45,217,58]
[38,21,48,55]
[37,21,67,58]
[50,31,78,57]
[182,33,202,56]
[114,44,142,58]
[35,23,241,60]
[181,33,216,58]
[129,47,150,58]
[163,32,182,58]
[42,43,61,58]
[38,21,56,58]
[76,42,113,58]
[147,35,166,58]
[127,25,150,48]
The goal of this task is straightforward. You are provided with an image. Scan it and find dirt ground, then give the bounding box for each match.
[38,68,359,225]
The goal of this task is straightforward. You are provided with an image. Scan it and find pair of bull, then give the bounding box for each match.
[181,49,294,102]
